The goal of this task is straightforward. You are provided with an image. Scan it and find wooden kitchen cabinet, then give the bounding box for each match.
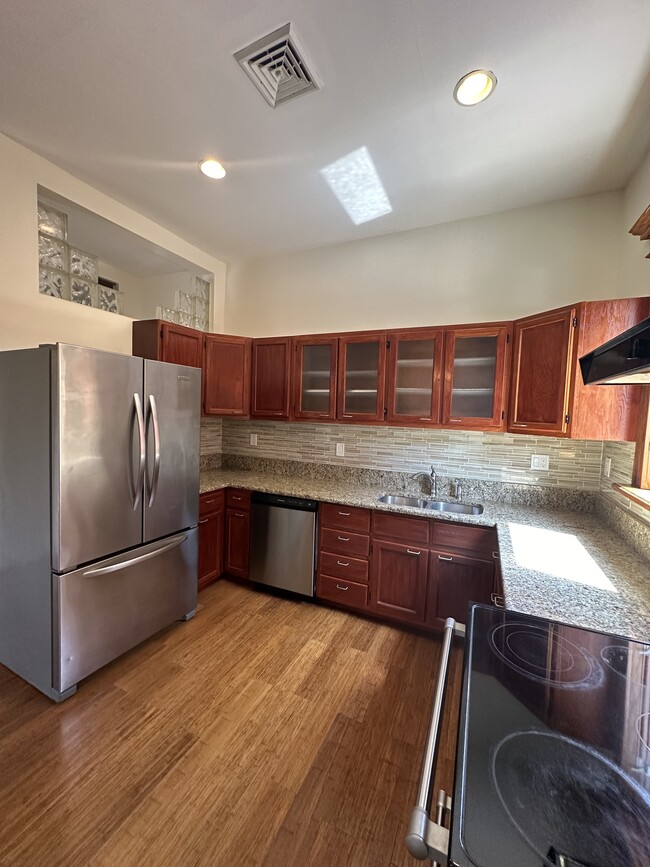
[426,549,494,627]
[250,337,292,420]
[198,491,224,591]
[132,320,203,369]
[293,335,339,420]
[224,505,250,578]
[337,333,387,422]
[203,334,251,416]
[369,538,428,624]
[508,306,578,436]
[442,325,510,430]
[386,329,444,425]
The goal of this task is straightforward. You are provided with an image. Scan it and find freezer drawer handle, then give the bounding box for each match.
[82,535,187,578]
[147,394,161,508]
[133,393,146,511]
[405,617,458,863]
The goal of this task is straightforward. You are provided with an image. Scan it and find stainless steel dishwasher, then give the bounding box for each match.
[249,492,318,597]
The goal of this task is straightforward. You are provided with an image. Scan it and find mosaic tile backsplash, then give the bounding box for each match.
[600,440,650,529]
[220,420,603,490]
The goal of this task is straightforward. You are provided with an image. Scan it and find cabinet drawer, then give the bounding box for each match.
[200,490,225,517]
[226,488,251,510]
[373,512,430,546]
[320,527,370,558]
[319,551,369,583]
[320,503,371,533]
[431,521,497,555]
[317,574,368,610]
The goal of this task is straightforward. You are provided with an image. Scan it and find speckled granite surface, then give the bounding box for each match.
[201,467,650,642]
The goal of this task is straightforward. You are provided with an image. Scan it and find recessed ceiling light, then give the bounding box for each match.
[453,70,497,106]
[198,158,226,179]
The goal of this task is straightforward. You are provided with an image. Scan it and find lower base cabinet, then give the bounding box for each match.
[425,550,494,627]
[198,491,225,591]
[369,539,428,624]
[225,508,250,578]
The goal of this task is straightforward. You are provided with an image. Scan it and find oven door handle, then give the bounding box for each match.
[405,617,465,862]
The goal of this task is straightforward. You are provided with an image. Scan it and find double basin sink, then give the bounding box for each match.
[378,493,484,515]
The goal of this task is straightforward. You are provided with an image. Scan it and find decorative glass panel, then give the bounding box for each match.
[38,204,67,240]
[192,276,211,302]
[69,247,98,281]
[450,335,497,418]
[178,310,193,327]
[70,277,96,306]
[195,295,209,324]
[175,290,194,315]
[343,341,380,415]
[394,337,436,416]
[98,286,123,314]
[39,267,70,299]
[301,344,332,413]
[38,233,68,271]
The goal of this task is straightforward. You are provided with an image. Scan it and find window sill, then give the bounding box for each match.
[612,483,650,512]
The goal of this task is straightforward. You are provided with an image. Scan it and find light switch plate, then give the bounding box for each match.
[604,457,612,478]
[335,442,345,457]
[249,433,258,446]
[531,454,550,471]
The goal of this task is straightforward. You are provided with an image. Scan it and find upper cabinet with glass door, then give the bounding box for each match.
[442,325,510,430]
[293,336,339,421]
[337,334,387,422]
[386,330,444,425]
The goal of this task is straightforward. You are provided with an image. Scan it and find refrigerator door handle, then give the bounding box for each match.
[147,394,162,508]
[82,534,187,577]
[133,393,146,511]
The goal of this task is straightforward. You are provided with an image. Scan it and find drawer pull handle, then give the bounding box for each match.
[199,518,209,525]
[337,536,350,542]
[512,423,528,428]
[407,549,421,556]
[438,555,453,562]
[491,593,505,608]
[338,511,351,516]
[232,496,243,500]
[492,551,500,560]
[336,560,350,567]
[342,414,353,418]
[336,584,349,591]
[233,513,245,518]
[449,417,462,422]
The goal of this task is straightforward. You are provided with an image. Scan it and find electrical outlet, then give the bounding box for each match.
[335,442,345,457]
[604,457,612,478]
[530,454,549,471]
[249,433,258,446]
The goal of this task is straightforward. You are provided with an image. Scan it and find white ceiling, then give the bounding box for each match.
[2,0,650,263]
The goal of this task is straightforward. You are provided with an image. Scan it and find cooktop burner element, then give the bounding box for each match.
[491,730,650,867]
[488,622,604,689]
[601,644,650,685]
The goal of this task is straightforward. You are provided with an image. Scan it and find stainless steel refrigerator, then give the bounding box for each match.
[0,343,200,701]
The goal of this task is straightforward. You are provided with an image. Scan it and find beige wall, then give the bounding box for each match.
[0,133,227,354]
[225,191,623,336]
[620,146,650,297]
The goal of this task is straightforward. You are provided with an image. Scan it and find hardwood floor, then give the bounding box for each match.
[0,580,463,866]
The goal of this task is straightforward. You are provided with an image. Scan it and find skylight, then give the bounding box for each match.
[320,146,392,225]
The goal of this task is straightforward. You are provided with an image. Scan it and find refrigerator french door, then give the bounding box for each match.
[0,343,201,701]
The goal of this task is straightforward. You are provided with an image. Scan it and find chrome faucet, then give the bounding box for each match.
[411,465,437,498]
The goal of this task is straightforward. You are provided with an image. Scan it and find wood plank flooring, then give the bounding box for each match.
[0,580,463,866]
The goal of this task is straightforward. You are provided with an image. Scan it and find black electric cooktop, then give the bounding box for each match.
[449,605,650,867]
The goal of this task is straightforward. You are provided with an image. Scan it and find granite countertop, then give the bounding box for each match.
[201,468,650,642]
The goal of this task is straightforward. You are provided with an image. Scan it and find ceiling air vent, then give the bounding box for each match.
[234,23,321,108]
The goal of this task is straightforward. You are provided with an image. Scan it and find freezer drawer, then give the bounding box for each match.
[53,529,198,692]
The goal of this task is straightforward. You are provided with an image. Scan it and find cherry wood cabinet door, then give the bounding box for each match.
[250,338,292,420]
[426,550,494,627]
[293,336,339,420]
[132,320,203,369]
[386,329,444,425]
[442,325,510,430]
[337,333,387,422]
[198,508,224,591]
[369,539,428,624]
[508,307,577,437]
[224,508,250,578]
[203,334,251,416]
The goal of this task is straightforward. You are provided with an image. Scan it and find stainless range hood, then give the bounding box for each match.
[580,316,650,385]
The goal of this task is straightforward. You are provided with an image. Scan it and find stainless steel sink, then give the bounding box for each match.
[424,500,483,515]
[377,494,429,508]
[378,493,483,515]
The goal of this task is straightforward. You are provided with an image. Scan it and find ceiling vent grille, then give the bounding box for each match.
[234,23,321,108]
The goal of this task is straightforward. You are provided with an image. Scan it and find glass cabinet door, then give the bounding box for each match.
[386,330,444,424]
[443,326,509,428]
[338,335,386,421]
[293,337,338,420]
